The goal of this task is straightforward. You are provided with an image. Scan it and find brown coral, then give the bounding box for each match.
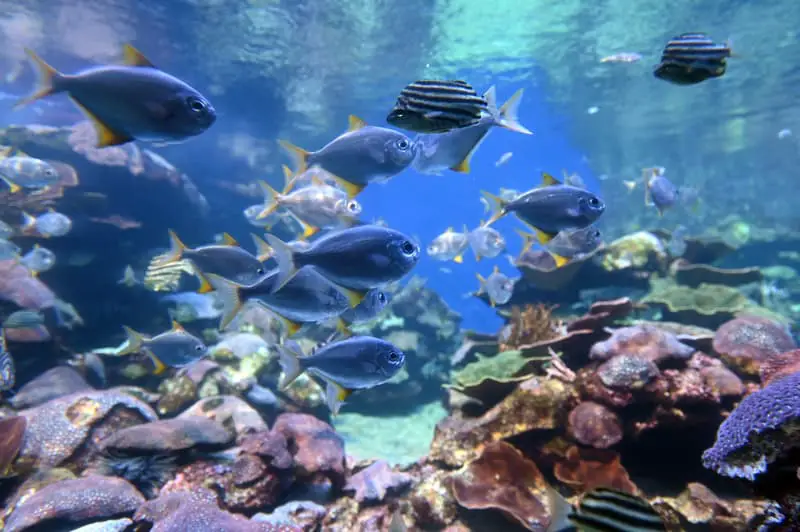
[553,445,638,494]
[759,349,800,386]
[272,413,346,487]
[448,441,554,531]
[713,315,796,375]
[499,304,561,352]
[567,401,623,449]
[0,416,26,477]
[590,324,695,365]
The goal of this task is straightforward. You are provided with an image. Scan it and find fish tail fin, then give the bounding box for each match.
[516,228,536,253]
[15,49,64,108]
[160,229,187,265]
[496,88,533,135]
[205,273,244,329]
[250,233,273,261]
[20,211,36,232]
[281,165,296,192]
[480,191,507,225]
[475,273,487,295]
[278,139,310,174]
[256,180,281,220]
[264,234,298,291]
[277,341,305,389]
[119,325,146,355]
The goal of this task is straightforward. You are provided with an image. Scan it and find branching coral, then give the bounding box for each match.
[499,304,562,352]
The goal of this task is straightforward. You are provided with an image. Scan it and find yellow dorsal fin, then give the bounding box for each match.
[281,165,295,191]
[171,320,186,332]
[122,44,156,68]
[221,232,239,246]
[541,172,561,187]
[446,226,454,233]
[348,115,367,131]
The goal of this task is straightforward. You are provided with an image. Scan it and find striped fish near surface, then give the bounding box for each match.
[387,79,488,133]
[0,331,16,392]
[654,32,732,85]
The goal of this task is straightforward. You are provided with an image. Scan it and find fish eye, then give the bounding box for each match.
[395,138,410,151]
[591,229,601,238]
[194,344,204,351]
[587,197,601,207]
[400,240,416,255]
[187,97,207,113]
[387,351,400,362]
[44,168,56,177]
[256,267,265,275]
[347,200,360,213]
[377,292,386,303]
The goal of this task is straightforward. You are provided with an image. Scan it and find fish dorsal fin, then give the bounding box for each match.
[171,320,186,332]
[281,165,295,190]
[221,232,239,246]
[492,265,500,274]
[348,115,367,131]
[122,44,156,68]
[541,172,561,187]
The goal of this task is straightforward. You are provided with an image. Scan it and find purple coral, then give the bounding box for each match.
[702,370,800,480]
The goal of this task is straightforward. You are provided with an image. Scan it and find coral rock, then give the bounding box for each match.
[272,413,346,487]
[553,445,638,494]
[430,377,576,467]
[653,482,771,530]
[409,465,458,528]
[239,430,294,470]
[344,460,415,504]
[700,365,745,399]
[4,475,144,532]
[252,501,326,531]
[19,389,156,468]
[567,401,623,449]
[703,370,800,480]
[10,366,92,409]
[590,324,694,365]
[99,416,234,455]
[448,441,553,530]
[0,415,26,477]
[181,395,269,437]
[134,488,290,531]
[713,315,796,375]
[760,349,800,386]
[597,354,660,390]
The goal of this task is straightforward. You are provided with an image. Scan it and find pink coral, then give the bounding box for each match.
[713,316,796,375]
[567,401,623,449]
[590,323,694,364]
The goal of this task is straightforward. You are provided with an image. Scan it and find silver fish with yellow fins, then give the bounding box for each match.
[517,225,602,268]
[16,44,216,147]
[118,320,208,374]
[475,266,516,307]
[482,172,605,242]
[0,149,62,194]
[278,115,416,198]
[278,335,405,414]
[427,226,470,263]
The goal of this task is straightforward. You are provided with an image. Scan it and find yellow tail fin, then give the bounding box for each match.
[15,49,62,108]
[278,140,310,174]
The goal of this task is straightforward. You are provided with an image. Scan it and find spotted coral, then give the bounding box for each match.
[713,315,796,375]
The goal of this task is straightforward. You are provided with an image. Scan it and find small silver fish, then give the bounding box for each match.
[117,265,140,287]
[17,44,216,147]
[519,226,602,268]
[156,230,268,288]
[278,115,416,197]
[278,335,405,414]
[427,226,470,263]
[20,244,55,274]
[476,266,516,307]
[118,320,208,374]
[413,87,532,175]
[495,152,513,167]
[0,153,60,193]
[467,223,506,261]
[600,52,643,63]
[21,210,72,237]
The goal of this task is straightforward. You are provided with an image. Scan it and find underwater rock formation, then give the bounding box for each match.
[713,315,796,376]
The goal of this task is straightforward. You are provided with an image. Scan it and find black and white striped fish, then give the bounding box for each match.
[387,80,488,133]
[654,33,732,85]
[0,331,16,393]
[567,488,667,531]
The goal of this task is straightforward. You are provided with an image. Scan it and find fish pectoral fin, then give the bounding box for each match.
[551,253,569,268]
[277,342,304,389]
[0,176,21,194]
[324,380,352,415]
[450,157,471,173]
[275,313,303,337]
[250,233,273,261]
[453,254,464,264]
[347,114,367,131]
[69,97,133,147]
[335,318,353,337]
